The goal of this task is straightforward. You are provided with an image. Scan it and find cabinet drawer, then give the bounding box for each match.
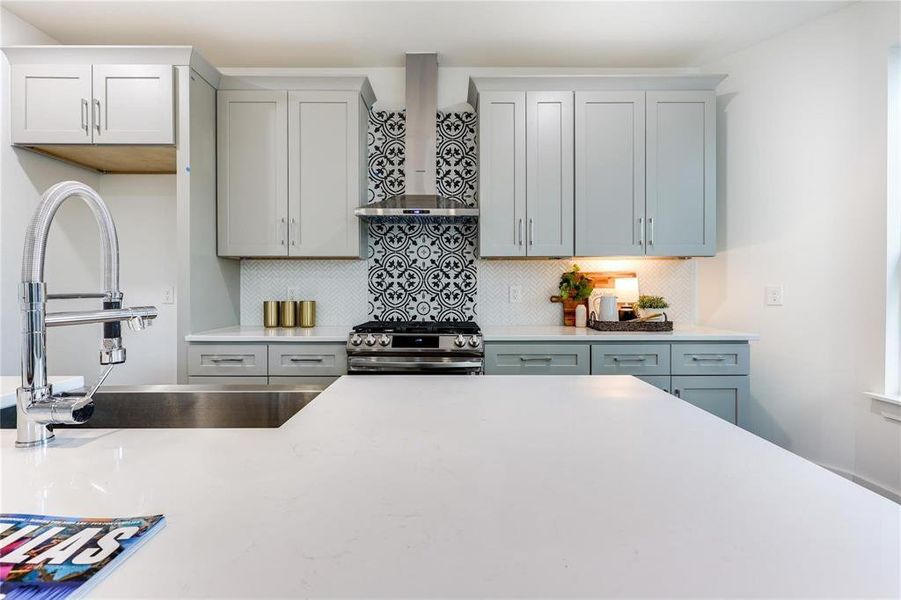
[671,375,749,425]
[188,344,267,376]
[636,375,671,393]
[671,343,749,375]
[591,344,670,375]
[268,344,347,376]
[485,344,590,375]
[188,376,269,385]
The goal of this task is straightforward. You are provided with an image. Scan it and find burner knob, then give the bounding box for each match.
[468,335,481,347]
[453,334,466,348]
[365,334,376,346]
[350,334,363,346]
[378,334,391,347]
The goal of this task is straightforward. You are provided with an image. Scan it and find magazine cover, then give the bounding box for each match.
[0,513,165,600]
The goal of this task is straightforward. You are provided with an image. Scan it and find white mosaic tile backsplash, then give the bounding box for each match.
[241,257,696,327]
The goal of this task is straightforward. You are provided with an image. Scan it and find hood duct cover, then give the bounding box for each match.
[355,53,477,222]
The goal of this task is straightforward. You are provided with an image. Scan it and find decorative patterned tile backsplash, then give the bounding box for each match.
[240,109,697,327]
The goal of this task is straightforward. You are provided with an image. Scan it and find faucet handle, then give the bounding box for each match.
[101,337,126,365]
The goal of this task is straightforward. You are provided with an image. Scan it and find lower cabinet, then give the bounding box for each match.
[187,342,346,384]
[484,343,590,375]
[636,375,671,393]
[671,375,749,426]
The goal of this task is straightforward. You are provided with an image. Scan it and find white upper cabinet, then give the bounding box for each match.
[287,91,365,257]
[217,90,288,257]
[645,91,716,256]
[575,91,645,257]
[526,91,574,257]
[10,63,174,145]
[10,64,92,144]
[478,91,526,257]
[92,65,174,144]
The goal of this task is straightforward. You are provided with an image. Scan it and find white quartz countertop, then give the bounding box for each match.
[2,376,896,597]
[0,375,84,409]
[186,324,758,343]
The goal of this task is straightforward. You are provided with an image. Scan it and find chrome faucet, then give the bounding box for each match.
[17,181,158,448]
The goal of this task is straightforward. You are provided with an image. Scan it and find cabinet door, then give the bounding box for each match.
[91,65,174,144]
[575,91,645,257]
[478,92,526,257]
[671,376,748,426]
[217,90,288,257]
[645,91,716,257]
[526,91,574,256]
[10,64,92,144]
[288,91,363,257]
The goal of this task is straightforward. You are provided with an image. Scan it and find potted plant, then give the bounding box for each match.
[635,295,669,320]
[552,265,593,326]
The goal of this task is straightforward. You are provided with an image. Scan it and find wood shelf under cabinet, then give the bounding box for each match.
[18,144,176,174]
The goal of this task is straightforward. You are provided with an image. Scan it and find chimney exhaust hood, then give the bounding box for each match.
[355,53,478,221]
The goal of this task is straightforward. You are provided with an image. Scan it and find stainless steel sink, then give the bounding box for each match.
[0,384,325,429]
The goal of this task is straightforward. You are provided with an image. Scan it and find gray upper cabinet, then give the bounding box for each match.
[217,90,289,257]
[91,64,174,144]
[645,91,716,257]
[526,91,574,256]
[477,91,527,257]
[287,91,366,257]
[575,91,645,257]
[10,63,174,145]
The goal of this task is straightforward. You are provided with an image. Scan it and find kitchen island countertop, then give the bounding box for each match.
[2,375,896,597]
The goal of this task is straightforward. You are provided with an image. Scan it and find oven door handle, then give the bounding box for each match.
[348,358,484,370]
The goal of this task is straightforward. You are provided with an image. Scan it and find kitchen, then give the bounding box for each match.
[1,1,899,597]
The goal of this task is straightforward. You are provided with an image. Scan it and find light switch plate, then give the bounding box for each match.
[162,285,175,305]
[287,287,301,300]
[508,285,523,304]
[765,284,783,306]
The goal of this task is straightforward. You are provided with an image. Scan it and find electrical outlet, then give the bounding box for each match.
[287,287,301,300]
[765,285,783,306]
[162,285,175,305]
[508,285,523,304]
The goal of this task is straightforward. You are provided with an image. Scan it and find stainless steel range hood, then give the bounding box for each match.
[355,53,478,221]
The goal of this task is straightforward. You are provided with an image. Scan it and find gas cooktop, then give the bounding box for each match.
[351,321,481,335]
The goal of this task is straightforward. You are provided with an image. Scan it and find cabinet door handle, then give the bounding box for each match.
[673,389,682,398]
[92,99,101,133]
[289,356,324,363]
[290,217,297,246]
[81,99,89,133]
[518,218,523,246]
[279,218,286,246]
[209,357,244,363]
[520,356,552,362]
[691,355,727,362]
[648,217,655,246]
[613,356,647,362]
[638,217,644,246]
[528,218,534,247]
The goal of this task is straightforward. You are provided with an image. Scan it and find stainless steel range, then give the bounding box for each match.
[346,321,483,374]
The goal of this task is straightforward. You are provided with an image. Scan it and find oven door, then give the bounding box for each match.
[347,354,484,375]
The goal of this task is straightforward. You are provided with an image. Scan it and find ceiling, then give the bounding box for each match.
[3,0,852,68]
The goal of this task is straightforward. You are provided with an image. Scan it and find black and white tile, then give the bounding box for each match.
[367,110,478,321]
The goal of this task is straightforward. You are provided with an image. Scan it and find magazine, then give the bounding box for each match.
[0,513,165,600]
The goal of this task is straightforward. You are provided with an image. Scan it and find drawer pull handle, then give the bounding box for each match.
[881,411,901,424]
[691,355,727,362]
[613,356,647,362]
[209,357,244,363]
[520,356,552,362]
[289,356,324,362]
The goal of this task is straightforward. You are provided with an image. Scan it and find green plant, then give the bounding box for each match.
[559,265,593,301]
[636,295,669,310]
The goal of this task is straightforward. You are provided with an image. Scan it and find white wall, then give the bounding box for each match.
[698,1,901,496]
[1,7,179,384]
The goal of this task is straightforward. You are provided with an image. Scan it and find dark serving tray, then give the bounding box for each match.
[587,316,674,332]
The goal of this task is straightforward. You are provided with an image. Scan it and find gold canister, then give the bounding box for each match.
[298,300,316,328]
[263,301,279,328]
[279,300,297,328]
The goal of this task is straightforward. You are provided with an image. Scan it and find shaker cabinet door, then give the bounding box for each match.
[671,376,748,426]
[478,91,527,257]
[217,90,289,257]
[288,91,363,257]
[526,91,574,257]
[10,64,92,144]
[645,91,716,257]
[91,64,174,144]
[575,91,645,257]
